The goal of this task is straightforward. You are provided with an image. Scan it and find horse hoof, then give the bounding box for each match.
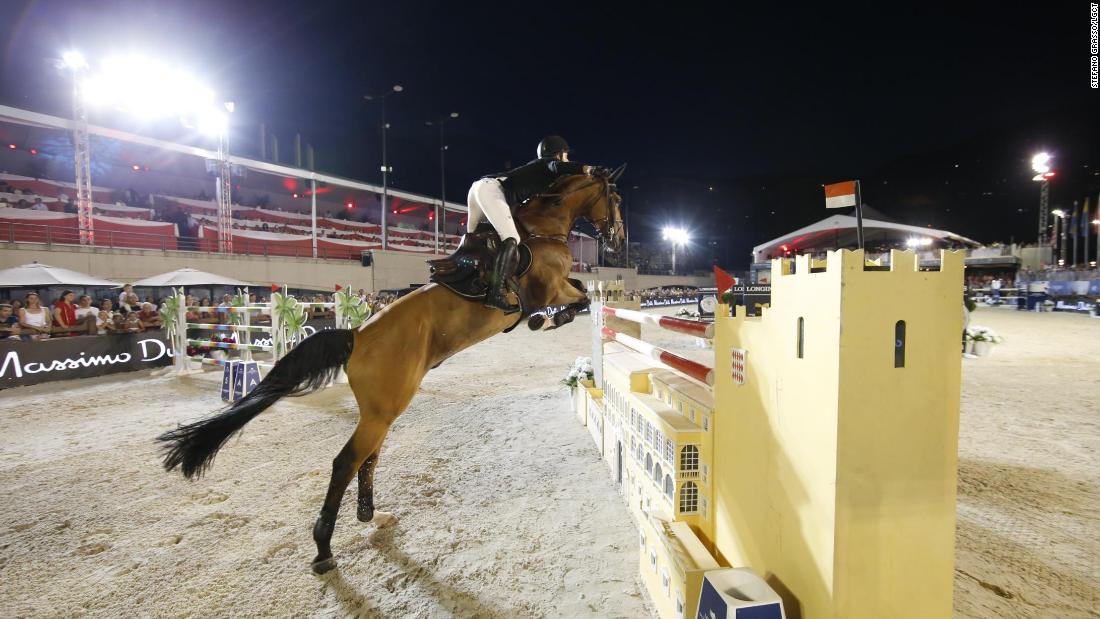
[371,511,398,529]
[527,314,546,331]
[311,557,338,575]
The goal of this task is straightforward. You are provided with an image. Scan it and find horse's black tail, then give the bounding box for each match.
[157,329,356,479]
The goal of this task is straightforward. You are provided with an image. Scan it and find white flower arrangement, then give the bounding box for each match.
[965,325,1003,344]
[561,356,594,389]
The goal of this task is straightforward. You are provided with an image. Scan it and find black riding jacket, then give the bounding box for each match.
[492,157,587,207]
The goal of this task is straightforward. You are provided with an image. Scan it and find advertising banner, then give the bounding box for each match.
[0,332,173,389]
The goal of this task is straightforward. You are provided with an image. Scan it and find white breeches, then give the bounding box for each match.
[466,178,519,242]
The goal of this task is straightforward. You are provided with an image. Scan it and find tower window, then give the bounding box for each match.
[679,481,699,513]
[895,320,906,368]
[797,316,805,358]
[680,445,699,471]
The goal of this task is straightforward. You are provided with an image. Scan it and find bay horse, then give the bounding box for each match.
[157,171,625,574]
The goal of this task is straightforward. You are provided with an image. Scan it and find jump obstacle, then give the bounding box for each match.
[162,286,364,375]
[599,305,715,386]
[577,250,966,619]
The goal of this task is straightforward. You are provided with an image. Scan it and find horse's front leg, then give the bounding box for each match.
[527,277,590,331]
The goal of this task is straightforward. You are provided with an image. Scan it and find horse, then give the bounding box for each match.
[156,170,625,574]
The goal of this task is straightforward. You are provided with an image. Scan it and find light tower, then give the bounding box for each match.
[364,85,404,250]
[62,51,94,245]
[662,226,690,275]
[426,111,459,252]
[1031,153,1055,265]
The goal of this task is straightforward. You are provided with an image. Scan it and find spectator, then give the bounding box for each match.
[106,313,127,334]
[0,304,21,339]
[18,292,51,340]
[10,299,23,314]
[123,312,143,332]
[53,289,97,336]
[137,302,163,329]
[31,197,49,211]
[74,294,100,330]
[118,284,138,312]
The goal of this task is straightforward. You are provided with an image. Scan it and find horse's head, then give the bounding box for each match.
[563,164,626,253]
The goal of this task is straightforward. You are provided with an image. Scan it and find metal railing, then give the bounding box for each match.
[0,221,451,261]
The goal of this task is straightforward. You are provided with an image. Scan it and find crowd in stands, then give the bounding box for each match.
[627,286,699,303]
[0,285,404,343]
[1,285,165,341]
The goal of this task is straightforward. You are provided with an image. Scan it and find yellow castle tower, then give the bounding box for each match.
[577,249,963,619]
[712,249,964,618]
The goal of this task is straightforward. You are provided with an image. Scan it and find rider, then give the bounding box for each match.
[467,135,594,313]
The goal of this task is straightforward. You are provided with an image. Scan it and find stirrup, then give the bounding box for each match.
[485,280,520,314]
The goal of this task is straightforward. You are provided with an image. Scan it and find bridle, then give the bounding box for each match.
[529,176,623,247]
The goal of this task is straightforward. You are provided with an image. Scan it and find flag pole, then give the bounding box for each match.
[855,180,864,250]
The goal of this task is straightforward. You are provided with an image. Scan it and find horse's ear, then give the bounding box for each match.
[609,163,627,182]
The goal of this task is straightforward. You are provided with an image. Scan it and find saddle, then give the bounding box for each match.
[427,223,533,305]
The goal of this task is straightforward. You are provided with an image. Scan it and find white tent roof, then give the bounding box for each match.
[752,214,981,261]
[0,262,122,287]
[129,268,254,288]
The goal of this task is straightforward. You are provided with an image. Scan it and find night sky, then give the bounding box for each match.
[1,1,1098,268]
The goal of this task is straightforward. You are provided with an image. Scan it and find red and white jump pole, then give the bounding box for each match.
[601,326,715,387]
[600,306,714,339]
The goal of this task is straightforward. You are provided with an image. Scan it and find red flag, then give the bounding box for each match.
[270,284,280,292]
[713,265,736,294]
[823,180,859,209]
[334,284,343,292]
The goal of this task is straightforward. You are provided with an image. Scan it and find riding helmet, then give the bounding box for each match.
[537,135,570,159]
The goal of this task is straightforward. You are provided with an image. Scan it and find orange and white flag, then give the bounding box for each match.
[824,180,859,209]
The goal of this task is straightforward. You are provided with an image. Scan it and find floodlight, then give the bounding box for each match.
[196,108,228,137]
[450,112,459,118]
[662,226,690,245]
[393,85,404,92]
[61,50,87,70]
[1031,152,1053,175]
[1052,209,1065,217]
[79,76,112,106]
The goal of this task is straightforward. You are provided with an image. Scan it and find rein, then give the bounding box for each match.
[522,176,621,247]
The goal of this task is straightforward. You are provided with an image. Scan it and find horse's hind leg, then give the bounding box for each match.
[311,418,388,575]
[356,443,398,527]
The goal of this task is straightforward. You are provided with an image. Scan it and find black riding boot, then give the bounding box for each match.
[485,238,521,314]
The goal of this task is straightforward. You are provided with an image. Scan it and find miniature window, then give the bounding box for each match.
[661,568,670,594]
[689,407,696,422]
[664,475,674,499]
[797,316,805,358]
[679,481,699,513]
[678,401,683,413]
[703,415,709,432]
[645,452,653,475]
[676,593,684,617]
[664,439,674,464]
[895,320,906,368]
[650,549,658,572]
[680,445,699,471]
[701,496,708,518]
[702,463,709,483]
[654,462,663,482]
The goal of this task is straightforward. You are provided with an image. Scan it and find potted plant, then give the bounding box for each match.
[966,326,1003,357]
[561,356,594,390]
